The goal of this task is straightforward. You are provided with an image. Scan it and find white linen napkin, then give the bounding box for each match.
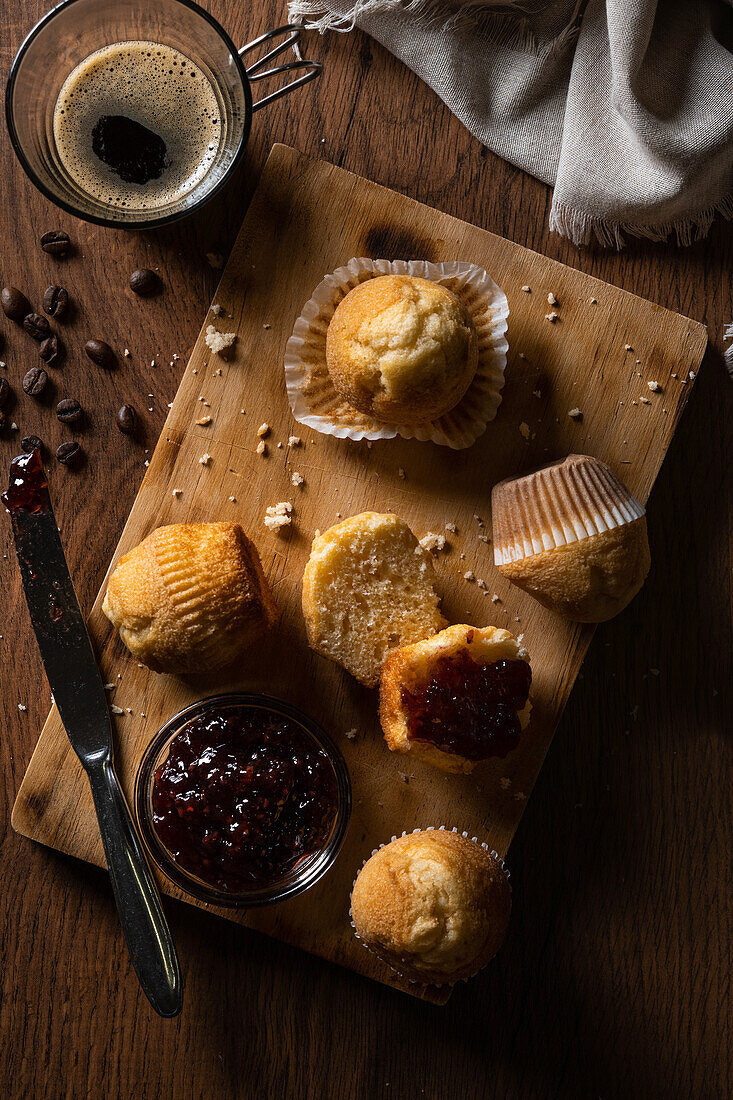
[290,0,733,251]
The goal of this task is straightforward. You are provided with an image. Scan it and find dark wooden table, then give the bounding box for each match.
[1,3,730,1097]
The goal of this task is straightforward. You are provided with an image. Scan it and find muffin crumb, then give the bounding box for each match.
[419,532,447,553]
[204,325,235,355]
[264,501,292,532]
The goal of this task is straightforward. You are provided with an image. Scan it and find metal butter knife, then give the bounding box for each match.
[3,450,182,1018]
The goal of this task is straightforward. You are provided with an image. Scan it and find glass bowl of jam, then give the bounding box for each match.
[135,693,351,908]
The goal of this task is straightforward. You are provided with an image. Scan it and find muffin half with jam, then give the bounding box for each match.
[379,625,531,774]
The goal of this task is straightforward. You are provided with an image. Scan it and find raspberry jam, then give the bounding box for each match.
[401,650,532,760]
[2,449,49,514]
[151,706,340,894]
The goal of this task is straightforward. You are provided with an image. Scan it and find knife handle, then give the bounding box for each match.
[86,759,182,1017]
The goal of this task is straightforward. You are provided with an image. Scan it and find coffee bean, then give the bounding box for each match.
[43,285,69,318]
[85,339,116,368]
[129,268,160,296]
[116,403,137,435]
[39,335,62,365]
[0,377,10,408]
[1,287,31,322]
[40,230,71,256]
[23,312,51,341]
[57,397,84,426]
[23,366,49,397]
[21,435,44,454]
[56,441,83,466]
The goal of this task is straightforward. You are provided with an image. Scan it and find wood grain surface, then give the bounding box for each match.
[0,2,730,1097]
[11,142,708,1006]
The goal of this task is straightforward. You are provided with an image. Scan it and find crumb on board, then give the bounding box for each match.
[264,501,293,532]
[491,593,501,603]
[206,252,224,269]
[172,488,182,497]
[463,570,476,582]
[288,435,301,447]
[640,397,651,405]
[547,292,558,306]
[568,407,583,420]
[521,285,531,293]
[648,381,661,392]
[257,422,270,437]
[344,728,357,741]
[196,415,212,426]
[590,297,598,304]
[545,311,558,323]
[256,440,267,456]
[291,471,305,487]
[211,303,222,316]
[204,324,235,355]
[398,467,406,479]
[198,453,212,465]
[419,532,447,553]
[445,522,457,533]
[519,422,531,440]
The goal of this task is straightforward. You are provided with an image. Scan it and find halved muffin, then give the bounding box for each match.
[302,511,446,687]
[380,624,531,774]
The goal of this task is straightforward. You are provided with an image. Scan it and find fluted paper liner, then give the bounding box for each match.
[284,258,509,449]
[492,454,645,567]
[349,825,510,988]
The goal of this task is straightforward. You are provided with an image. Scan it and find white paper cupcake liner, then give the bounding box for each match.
[349,825,510,988]
[284,258,509,450]
[492,454,645,566]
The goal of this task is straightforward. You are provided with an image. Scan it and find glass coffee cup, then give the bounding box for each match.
[6,0,321,229]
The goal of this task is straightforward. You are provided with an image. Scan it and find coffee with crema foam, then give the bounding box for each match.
[53,41,222,212]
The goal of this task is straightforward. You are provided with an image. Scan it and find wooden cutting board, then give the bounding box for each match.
[12,144,707,1003]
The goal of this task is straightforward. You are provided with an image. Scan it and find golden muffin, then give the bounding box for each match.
[492,454,650,623]
[102,522,278,674]
[302,512,446,688]
[380,625,531,774]
[351,829,511,985]
[325,275,478,423]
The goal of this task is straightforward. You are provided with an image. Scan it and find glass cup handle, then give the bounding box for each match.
[239,24,322,113]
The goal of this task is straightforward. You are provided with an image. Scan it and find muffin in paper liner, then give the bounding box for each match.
[348,825,511,988]
[284,258,509,449]
[492,453,645,566]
